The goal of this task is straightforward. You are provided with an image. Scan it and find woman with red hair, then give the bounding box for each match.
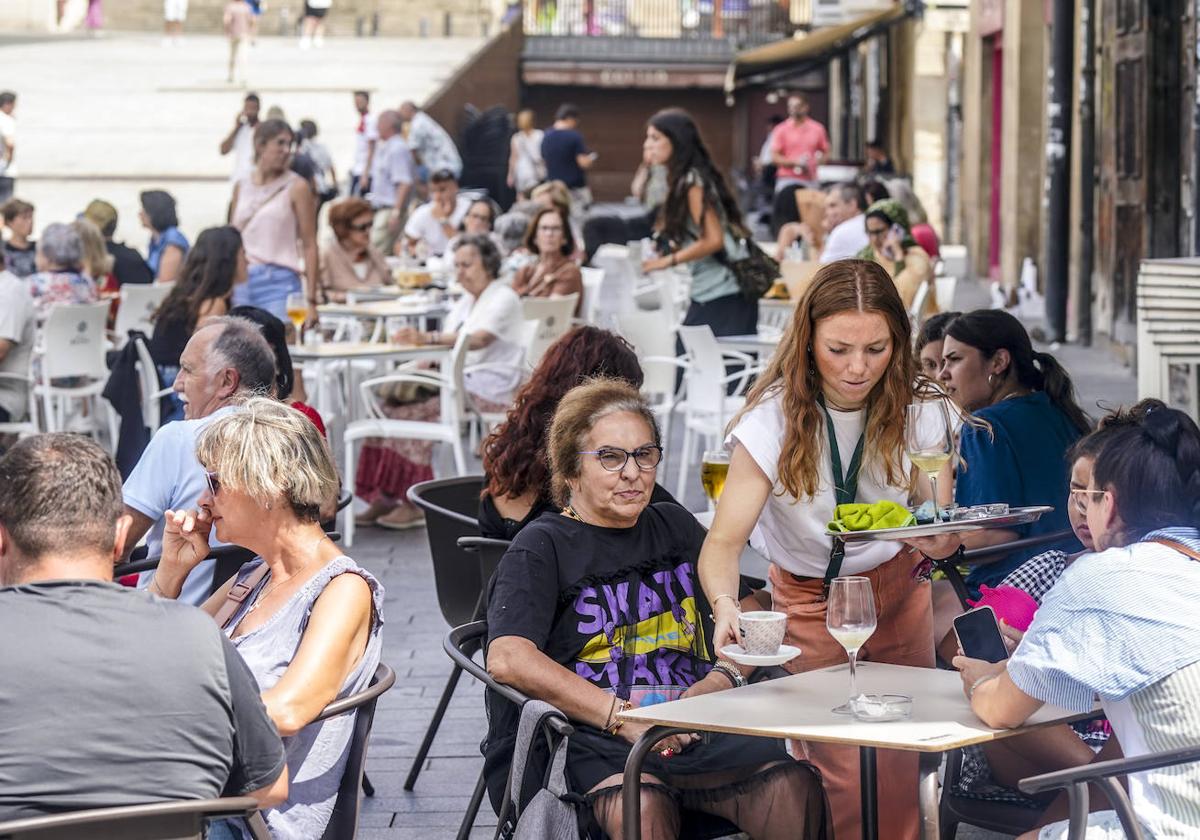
[318,197,390,303]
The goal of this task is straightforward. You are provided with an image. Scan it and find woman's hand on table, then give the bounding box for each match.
[680,668,735,701]
[304,302,320,329]
[641,255,672,274]
[951,655,1006,700]
[391,326,423,345]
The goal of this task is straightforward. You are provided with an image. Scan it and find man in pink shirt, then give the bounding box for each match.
[770,94,830,251]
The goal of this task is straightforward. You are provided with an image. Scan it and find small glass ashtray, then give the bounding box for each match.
[850,694,913,723]
[948,503,1009,522]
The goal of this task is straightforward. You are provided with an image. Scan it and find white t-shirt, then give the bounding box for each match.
[124,406,238,605]
[727,392,920,578]
[445,281,525,406]
[352,110,379,178]
[0,270,34,420]
[0,111,16,177]
[404,195,472,257]
[230,122,255,184]
[820,213,870,264]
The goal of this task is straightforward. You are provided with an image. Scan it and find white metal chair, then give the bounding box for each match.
[520,294,579,368]
[33,301,117,443]
[111,283,173,347]
[935,275,958,312]
[673,324,764,500]
[758,299,795,331]
[132,335,173,433]
[464,318,540,450]
[0,372,39,439]
[909,281,931,330]
[342,331,471,547]
[617,310,686,450]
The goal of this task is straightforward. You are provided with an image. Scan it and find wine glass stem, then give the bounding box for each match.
[848,649,859,702]
[930,474,940,523]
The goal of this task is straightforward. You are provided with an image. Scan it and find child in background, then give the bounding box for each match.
[223,0,253,83]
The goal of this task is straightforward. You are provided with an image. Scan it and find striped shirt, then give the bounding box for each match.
[1009,527,1200,836]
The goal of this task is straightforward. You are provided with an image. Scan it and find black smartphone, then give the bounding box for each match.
[953,606,1009,664]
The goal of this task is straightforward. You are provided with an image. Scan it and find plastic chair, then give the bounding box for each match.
[132,335,173,433]
[578,266,604,325]
[465,319,540,450]
[341,331,471,548]
[617,310,687,449]
[0,371,39,438]
[673,325,764,500]
[0,796,271,840]
[401,476,488,793]
[909,280,931,329]
[112,283,173,348]
[935,275,958,312]
[316,663,397,840]
[520,294,579,367]
[33,301,117,441]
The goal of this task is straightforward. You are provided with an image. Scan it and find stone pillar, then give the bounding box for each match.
[960,0,988,279]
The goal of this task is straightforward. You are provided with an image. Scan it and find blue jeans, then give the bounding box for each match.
[233,264,302,322]
[205,818,244,839]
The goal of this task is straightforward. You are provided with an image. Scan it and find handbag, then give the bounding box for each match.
[716,229,780,301]
[509,700,581,839]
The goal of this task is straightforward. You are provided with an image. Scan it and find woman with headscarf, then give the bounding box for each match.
[857,199,936,319]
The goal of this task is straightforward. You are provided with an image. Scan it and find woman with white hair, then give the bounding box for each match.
[154,397,383,840]
[28,222,99,316]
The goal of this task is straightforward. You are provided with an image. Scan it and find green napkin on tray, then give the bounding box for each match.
[828,501,916,533]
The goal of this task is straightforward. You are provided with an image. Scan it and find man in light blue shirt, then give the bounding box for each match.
[122,316,275,604]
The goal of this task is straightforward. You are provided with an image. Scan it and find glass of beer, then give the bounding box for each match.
[285,294,308,347]
[700,450,730,506]
[906,400,954,523]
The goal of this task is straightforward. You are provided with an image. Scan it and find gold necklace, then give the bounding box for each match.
[562,505,587,524]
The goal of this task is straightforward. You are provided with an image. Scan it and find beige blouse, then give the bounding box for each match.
[511,253,583,314]
[318,238,391,302]
[868,245,936,318]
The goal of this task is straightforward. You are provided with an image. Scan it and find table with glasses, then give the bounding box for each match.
[618,661,1091,840]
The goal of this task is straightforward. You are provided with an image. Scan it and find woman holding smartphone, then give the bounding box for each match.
[697,259,954,840]
[857,198,936,319]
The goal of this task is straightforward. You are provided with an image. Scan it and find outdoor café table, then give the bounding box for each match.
[619,661,1092,840]
[717,330,782,356]
[318,297,450,332]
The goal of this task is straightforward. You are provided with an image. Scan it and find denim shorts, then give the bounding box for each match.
[232,264,302,323]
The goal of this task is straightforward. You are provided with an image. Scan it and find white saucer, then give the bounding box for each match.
[719,643,802,667]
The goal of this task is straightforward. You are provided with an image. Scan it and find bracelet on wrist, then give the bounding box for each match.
[708,593,740,621]
[968,675,993,700]
[606,700,631,735]
[712,661,747,688]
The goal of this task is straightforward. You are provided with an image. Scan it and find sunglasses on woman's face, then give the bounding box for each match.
[349,221,372,233]
[866,226,889,238]
[205,471,221,496]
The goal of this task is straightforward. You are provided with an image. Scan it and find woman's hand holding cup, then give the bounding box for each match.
[711,596,741,653]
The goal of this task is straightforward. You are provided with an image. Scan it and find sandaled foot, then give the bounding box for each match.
[356,500,398,526]
[376,505,426,531]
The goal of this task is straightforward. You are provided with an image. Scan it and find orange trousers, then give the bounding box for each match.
[769,552,934,840]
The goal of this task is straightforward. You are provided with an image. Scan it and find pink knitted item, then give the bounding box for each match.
[966,585,1039,632]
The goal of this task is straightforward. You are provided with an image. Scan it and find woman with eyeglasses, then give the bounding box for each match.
[857,198,936,319]
[510,205,582,311]
[955,402,1200,840]
[485,377,830,839]
[317,197,390,303]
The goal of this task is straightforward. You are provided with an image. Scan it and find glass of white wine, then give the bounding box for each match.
[827,576,877,714]
[700,449,730,508]
[906,400,953,524]
[285,293,308,347]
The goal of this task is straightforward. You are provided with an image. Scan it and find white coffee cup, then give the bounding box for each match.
[738,610,787,655]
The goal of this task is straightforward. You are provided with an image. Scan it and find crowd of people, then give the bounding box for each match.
[1,77,1197,840]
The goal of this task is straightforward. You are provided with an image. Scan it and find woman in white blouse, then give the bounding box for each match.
[698,258,953,840]
[355,234,525,530]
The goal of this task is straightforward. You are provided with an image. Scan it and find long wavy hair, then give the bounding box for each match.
[483,327,643,501]
[153,226,243,333]
[733,259,918,500]
[649,108,747,244]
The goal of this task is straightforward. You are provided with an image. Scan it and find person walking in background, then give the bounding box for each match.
[771,94,828,252]
[1,198,35,278]
[222,0,253,83]
[507,109,544,199]
[298,119,338,210]
[365,110,415,256]
[299,0,331,48]
[540,103,596,221]
[162,0,187,45]
[349,91,377,197]
[399,101,462,185]
[219,93,260,184]
[0,92,17,203]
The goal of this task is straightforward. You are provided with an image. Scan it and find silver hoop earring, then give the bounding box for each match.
[987,373,996,388]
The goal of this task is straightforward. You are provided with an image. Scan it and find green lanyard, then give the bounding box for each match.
[820,395,865,598]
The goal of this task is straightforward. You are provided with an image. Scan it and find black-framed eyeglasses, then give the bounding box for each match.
[205,471,221,496]
[866,226,889,237]
[578,445,663,472]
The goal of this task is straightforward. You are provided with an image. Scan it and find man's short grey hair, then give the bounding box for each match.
[378,110,404,133]
[37,223,83,271]
[830,182,866,212]
[494,211,530,256]
[205,316,277,395]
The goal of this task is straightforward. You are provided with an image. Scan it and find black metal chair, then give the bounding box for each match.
[1019,743,1200,840]
[317,662,397,840]
[0,797,270,840]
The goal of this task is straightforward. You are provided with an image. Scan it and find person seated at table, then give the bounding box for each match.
[931,309,1092,660]
[485,378,830,840]
[152,398,383,840]
[494,209,534,275]
[510,206,582,312]
[402,168,472,259]
[952,403,1200,840]
[122,317,276,606]
[27,222,99,315]
[318,197,390,303]
[856,199,936,318]
[73,216,115,292]
[140,189,190,284]
[229,305,327,436]
[0,433,288,822]
[482,326,660,540]
[150,225,249,420]
[356,234,525,531]
[914,310,959,380]
[531,179,584,258]
[774,182,869,264]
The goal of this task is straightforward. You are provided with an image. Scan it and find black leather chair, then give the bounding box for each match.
[0,797,270,840]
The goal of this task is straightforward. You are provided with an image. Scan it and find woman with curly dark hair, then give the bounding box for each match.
[480,326,677,540]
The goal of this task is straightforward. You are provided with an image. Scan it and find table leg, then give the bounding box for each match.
[620,725,693,840]
[860,746,879,840]
[917,751,943,840]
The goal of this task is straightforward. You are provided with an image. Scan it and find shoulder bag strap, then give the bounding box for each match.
[212,562,271,630]
[1151,537,1200,563]
[233,177,293,233]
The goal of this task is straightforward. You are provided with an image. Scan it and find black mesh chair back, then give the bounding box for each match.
[407,476,486,628]
[0,797,269,840]
[317,663,397,840]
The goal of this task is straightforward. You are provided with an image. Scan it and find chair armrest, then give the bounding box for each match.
[312,664,396,721]
[444,621,573,738]
[1020,742,1200,795]
[114,556,161,577]
[0,371,33,384]
[720,349,758,366]
[358,371,450,415]
[457,536,515,553]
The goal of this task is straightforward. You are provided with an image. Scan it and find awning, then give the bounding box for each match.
[725,2,918,93]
